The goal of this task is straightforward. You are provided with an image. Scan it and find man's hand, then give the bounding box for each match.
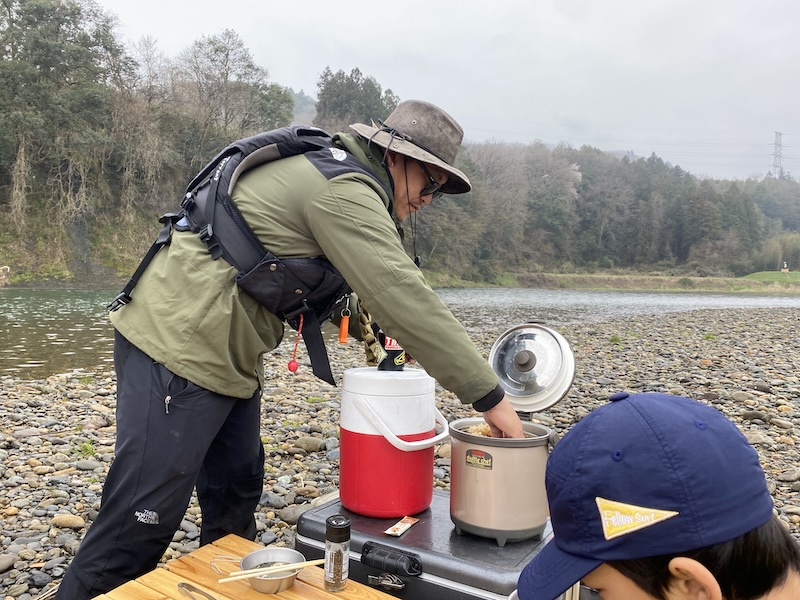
[482,396,525,438]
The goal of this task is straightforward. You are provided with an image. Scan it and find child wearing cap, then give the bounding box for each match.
[517,392,800,600]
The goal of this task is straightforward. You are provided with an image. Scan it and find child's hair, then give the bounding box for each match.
[609,515,800,600]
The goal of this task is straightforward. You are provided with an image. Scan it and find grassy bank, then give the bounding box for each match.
[5,265,800,295]
[424,270,800,294]
[518,272,800,293]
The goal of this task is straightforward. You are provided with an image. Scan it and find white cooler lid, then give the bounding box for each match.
[342,366,434,396]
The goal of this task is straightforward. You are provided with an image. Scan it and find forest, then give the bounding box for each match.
[2,0,800,286]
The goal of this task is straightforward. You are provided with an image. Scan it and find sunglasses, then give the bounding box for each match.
[416,161,444,200]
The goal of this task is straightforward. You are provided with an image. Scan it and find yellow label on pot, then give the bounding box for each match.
[466,449,493,470]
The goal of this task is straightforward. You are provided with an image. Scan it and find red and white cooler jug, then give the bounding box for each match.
[339,367,449,518]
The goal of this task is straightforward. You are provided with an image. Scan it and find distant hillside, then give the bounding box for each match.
[291,88,317,125]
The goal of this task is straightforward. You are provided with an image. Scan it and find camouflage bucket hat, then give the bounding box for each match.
[350,99,471,194]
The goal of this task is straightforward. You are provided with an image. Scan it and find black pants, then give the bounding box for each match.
[56,332,265,599]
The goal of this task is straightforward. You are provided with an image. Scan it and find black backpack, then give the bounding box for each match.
[109,125,379,385]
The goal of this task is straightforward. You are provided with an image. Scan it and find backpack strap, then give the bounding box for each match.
[184,126,334,270]
[182,174,265,271]
[108,212,182,311]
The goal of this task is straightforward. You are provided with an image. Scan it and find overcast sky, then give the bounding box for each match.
[92,0,800,181]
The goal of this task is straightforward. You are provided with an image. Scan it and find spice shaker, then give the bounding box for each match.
[324,514,351,592]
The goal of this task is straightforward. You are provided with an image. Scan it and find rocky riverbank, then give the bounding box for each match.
[2,307,800,598]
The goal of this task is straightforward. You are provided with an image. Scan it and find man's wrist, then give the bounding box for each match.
[471,384,504,412]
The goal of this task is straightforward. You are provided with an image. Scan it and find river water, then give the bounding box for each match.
[3,287,800,380]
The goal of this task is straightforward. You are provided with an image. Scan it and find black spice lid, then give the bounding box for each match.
[325,515,351,543]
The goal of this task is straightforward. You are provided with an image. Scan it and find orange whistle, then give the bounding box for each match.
[338,314,349,344]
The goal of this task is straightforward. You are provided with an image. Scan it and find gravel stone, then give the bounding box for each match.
[3,306,800,597]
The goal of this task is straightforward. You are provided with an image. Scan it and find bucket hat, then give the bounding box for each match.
[517,392,774,600]
[350,100,471,194]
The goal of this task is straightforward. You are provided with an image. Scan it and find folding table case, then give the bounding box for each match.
[296,489,556,600]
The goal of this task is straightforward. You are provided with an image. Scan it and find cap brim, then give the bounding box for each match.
[517,540,602,600]
[349,123,471,194]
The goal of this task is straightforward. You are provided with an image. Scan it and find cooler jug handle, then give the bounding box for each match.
[351,393,450,452]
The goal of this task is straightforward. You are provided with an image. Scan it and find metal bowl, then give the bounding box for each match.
[240,547,306,594]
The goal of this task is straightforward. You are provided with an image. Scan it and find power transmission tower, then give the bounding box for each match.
[773,131,784,178]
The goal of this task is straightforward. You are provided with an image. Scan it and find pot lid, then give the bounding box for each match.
[488,323,575,413]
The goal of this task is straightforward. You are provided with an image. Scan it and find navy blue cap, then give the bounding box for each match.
[517,392,774,600]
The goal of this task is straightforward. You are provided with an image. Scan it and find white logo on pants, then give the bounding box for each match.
[134,509,160,525]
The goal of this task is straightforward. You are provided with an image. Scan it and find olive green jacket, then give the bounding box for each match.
[111,133,500,404]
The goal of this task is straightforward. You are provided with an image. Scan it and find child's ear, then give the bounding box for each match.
[666,557,723,600]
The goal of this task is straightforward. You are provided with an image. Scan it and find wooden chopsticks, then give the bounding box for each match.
[218,558,325,583]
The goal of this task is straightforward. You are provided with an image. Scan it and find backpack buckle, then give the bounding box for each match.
[108,292,132,312]
[159,212,181,225]
[198,223,214,243]
[180,192,196,210]
[198,224,223,260]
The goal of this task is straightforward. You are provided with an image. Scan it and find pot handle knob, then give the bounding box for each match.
[351,393,450,452]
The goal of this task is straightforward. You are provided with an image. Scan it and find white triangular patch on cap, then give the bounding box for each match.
[596,497,679,540]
